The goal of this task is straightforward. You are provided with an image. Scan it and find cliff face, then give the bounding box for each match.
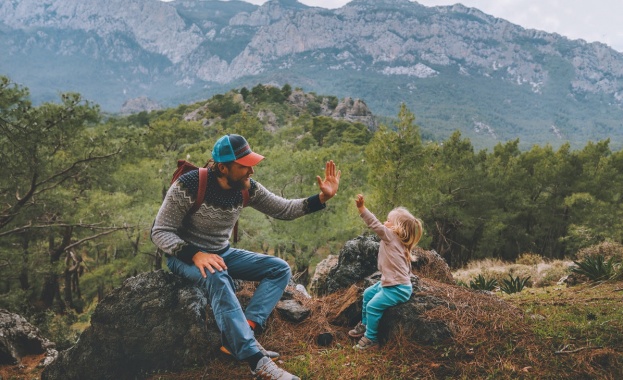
[2,0,623,147]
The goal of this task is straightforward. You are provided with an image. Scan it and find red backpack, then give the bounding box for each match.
[171,159,249,242]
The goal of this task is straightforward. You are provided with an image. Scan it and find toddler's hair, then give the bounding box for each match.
[388,207,423,262]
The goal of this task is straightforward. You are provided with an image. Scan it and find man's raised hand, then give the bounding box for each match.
[317,160,341,203]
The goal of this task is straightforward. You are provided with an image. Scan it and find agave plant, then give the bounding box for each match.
[571,255,617,282]
[500,274,531,294]
[469,274,498,291]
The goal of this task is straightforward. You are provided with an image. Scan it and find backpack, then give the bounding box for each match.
[171,159,249,243]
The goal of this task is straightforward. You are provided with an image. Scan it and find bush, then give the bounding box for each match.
[576,241,623,262]
[500,274,531,294]
[516,252,543,266]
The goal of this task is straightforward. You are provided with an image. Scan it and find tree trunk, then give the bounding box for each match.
[19,235,30,290]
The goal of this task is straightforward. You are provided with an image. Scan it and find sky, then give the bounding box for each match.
[168,0,623,52]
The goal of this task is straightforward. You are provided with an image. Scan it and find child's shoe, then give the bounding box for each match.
[348,321,366,338]
[353,336,378,350]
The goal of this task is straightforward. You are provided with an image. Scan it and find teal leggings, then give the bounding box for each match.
[361,281,412,342]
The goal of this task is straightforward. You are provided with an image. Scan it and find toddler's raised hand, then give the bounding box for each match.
[355,194,365,209]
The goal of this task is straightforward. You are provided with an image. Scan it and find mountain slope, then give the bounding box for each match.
[1,0,622,149]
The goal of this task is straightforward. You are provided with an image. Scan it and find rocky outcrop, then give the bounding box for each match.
[119,96,162,115]
[42,270,218,380]
[0,309,58,367]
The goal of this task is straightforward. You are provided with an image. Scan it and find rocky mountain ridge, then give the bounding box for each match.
[2,0,623,148]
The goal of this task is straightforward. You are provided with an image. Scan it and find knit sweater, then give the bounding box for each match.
[360,208,412,287]
[151,169,326,263]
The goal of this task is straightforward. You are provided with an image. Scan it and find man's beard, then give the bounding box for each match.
[226,176,250,191]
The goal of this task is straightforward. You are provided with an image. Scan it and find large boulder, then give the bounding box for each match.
[42,270,219,380]
[313,235,380,296]
[0,309,58,366]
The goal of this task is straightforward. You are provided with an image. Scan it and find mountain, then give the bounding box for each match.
[1,0,623,149]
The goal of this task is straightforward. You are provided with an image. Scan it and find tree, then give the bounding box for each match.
[0,77,127,312]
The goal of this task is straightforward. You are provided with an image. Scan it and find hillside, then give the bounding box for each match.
[1,0,623,149]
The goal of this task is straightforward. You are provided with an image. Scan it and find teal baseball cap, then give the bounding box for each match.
[211,134,264,166]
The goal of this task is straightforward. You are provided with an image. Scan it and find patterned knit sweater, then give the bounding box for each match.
[151,169,326,263]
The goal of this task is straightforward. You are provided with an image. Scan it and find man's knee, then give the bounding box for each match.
[199,269,235,291]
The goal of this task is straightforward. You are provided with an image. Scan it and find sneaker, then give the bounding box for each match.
[220,340,280,360]
[353,336,378,350]
[252,356,300,380]
[348,321,366,338]
[255,340,280,360]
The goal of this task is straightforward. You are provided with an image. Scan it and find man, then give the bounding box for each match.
[151,134,340,379]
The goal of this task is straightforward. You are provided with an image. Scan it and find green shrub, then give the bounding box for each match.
[576,241,623,262]
[500,274,531,294]
[469,274,498,291]
[571,255,617,282]
[515,252,543,266]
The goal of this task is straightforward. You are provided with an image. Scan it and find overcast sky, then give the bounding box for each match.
[206,0,623,52]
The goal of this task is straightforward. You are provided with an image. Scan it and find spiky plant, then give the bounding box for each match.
[469,274,498,291]
[571,255,617,282]
[500,274,531,294]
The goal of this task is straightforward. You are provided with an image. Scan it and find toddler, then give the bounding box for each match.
[349,194,423,350]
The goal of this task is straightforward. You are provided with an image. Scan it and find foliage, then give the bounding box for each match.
[468,274,498,291]
[499,274,531,294]
[3,76,623,336]
[571,255,618,282]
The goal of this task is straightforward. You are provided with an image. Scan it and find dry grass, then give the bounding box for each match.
[453,257,575,288]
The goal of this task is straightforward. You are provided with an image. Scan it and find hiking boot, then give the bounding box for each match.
[353,336,378,350]
[348,321,366,338]
[252,356,300,380]
[220,340,280,360]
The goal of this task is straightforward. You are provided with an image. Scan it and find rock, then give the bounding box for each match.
[41,270,219,380]
[0,309,58,366]
[276,300,310,323]
[309,254,338,296]
[411,247,455,285]
[316,332,333,346]
[314,235,380,296]
[295,284,311,299]
[119,96,162,115]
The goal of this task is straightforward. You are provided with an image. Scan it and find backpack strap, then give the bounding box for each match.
[242,189,250,207]
[188,167,208,215]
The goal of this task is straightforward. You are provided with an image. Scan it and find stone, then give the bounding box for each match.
[0,309,58,367]
[275,300,310,323]
[41,270,220,380]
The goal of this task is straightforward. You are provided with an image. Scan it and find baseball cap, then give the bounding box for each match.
[211,134,264,166]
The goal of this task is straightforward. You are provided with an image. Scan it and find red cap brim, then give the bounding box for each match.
[235,151,264,166]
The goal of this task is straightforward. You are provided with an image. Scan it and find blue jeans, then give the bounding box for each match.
[167,248,291,360]
[361,281,412,342]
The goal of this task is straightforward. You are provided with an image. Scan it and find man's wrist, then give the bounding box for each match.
[319,192,329,204]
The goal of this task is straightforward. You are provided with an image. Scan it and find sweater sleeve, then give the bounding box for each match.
[151,181,202,263]
[360,209,393,242]
[248,180,326,220]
